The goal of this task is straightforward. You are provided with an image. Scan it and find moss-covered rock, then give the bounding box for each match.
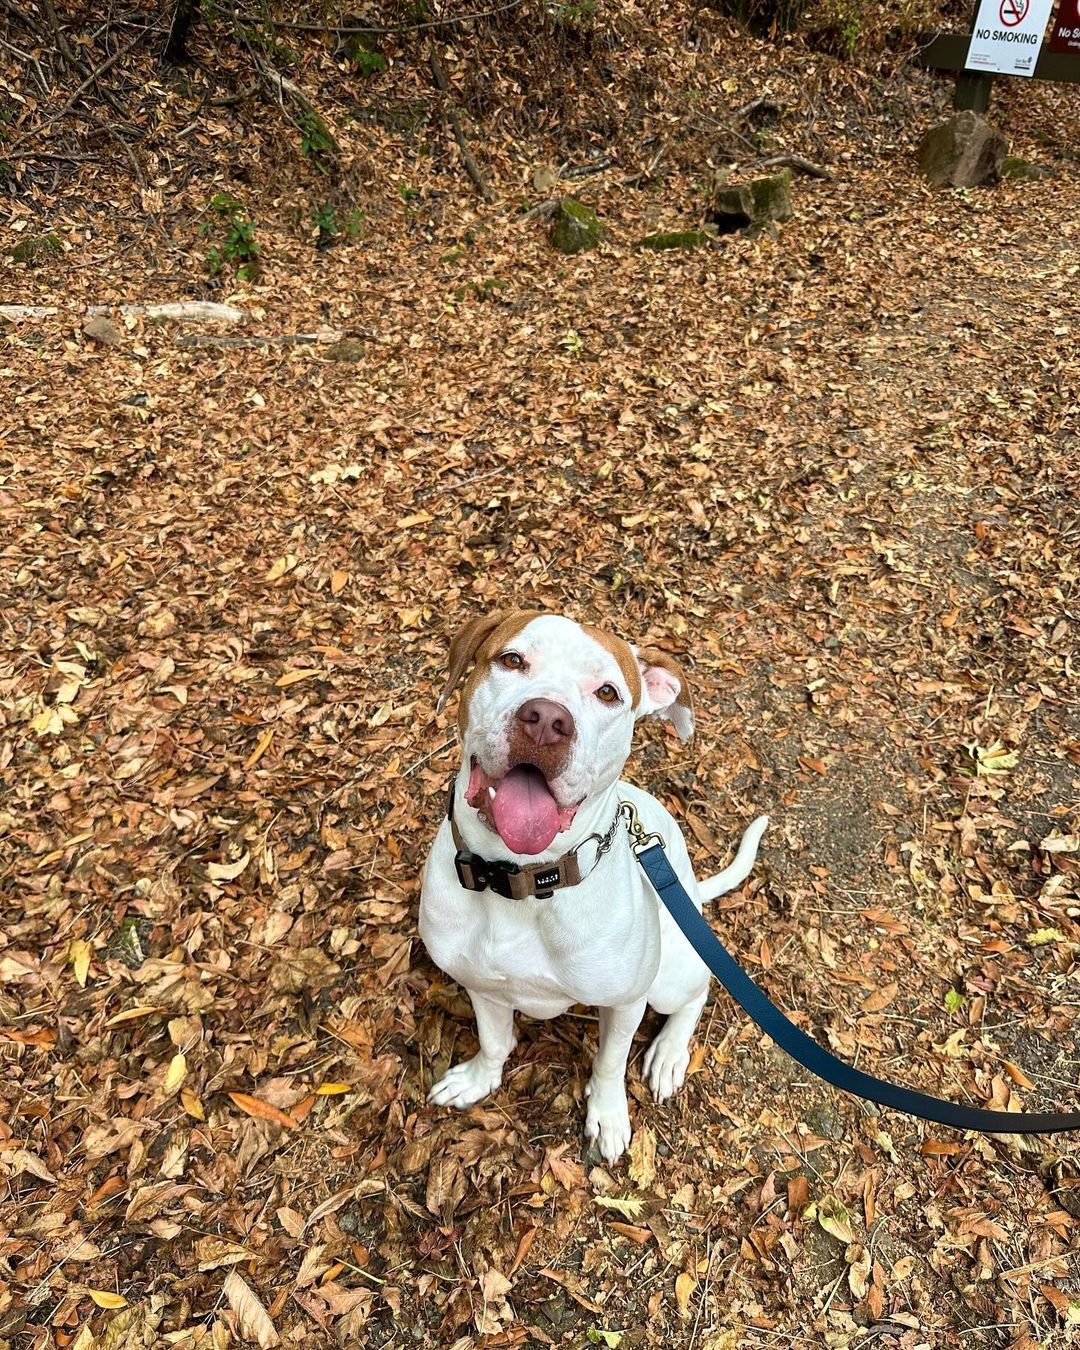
[11,234,62,266]
[639,229,712,251]
[917,111,1006,188]
[1000,156,1052,182]
[550,198,602,255]
[710,170,793,238]
[324,338,365,362]
[711,184,755,235]
[750,169,793,229]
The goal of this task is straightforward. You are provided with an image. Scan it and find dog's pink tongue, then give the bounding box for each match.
[491,766,560,855]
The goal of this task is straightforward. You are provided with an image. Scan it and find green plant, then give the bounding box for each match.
[837,4,861,57]
[311,202,366,248]
[344,34,388,76]
[297,109,338,173]
[201,194,261,280]
[550,0,598,23]
[559,328,584,357]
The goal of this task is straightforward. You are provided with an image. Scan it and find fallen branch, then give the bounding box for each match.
[86,302,248,322]
[734,94,781,122]
[428,43,493,203]
[6,28,148,151]
[756,153,832,181]
[518,198,559,223]
[175,331,344,348]
[0,305,58,319]
[243,41,340,165]
[563,156,617,180]
[622,146,667,188]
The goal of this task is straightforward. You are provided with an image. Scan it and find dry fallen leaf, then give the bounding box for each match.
[675,1271,697,1317]
[68,938,92,989]
[229,1092,300,1131]
[87,1289,128,1309]
[207,853,251,882]
[223,1270,280,1348]
[163,1052,187,1095]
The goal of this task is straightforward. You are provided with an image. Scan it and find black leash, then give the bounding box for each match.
[635,837,1080,1134]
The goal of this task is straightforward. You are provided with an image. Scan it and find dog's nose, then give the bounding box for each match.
[516,699,575,747]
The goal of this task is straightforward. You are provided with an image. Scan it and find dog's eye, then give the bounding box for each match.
[497,651,525,671]
[596,683,621,704]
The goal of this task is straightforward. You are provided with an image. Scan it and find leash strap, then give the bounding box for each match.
[636,842,1080,1134]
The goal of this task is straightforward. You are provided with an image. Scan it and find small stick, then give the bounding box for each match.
[755,152,832,180]
[174,331,345,348]
[7,29,147,150]
[429,42,493,202]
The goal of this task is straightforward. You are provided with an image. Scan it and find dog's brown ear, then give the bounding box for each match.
[634,646,694,741]
[437,609,536,714]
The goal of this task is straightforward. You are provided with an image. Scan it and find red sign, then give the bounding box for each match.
[1000,0,1029,23]
[1050,0,1080,52]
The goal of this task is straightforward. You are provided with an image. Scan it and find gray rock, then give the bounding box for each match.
[82,314,122,347]
[917,111,1007,188]
[323,337,365,362]
[550,197,602,255]
[712,183,755,235]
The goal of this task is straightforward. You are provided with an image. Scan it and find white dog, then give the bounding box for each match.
[420,609,768,1161]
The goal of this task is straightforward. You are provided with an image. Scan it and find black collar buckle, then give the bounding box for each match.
[454,849,520,900]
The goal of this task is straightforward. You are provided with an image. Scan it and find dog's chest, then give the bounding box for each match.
[422,895,577,1010]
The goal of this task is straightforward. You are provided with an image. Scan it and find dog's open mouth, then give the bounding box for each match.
[466,759,580,856]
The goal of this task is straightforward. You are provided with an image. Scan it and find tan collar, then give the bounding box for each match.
[447,785,621,901]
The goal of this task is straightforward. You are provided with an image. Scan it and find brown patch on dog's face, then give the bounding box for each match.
[582,624,642,709]
[437,609,545,730]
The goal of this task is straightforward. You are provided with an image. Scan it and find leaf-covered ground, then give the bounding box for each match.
[2,8,1080,1348]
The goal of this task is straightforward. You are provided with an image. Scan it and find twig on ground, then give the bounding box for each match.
[428,42,493,202]
[86,302,248,322]
[518,198,559,223]
[756,152,832,180]
[174,331,345,348]
[241,39,340,163]
[210,80,259,108]
[622,146,667,187]
[734,93,781,121]
[6,29,148,151]
[38,0,75,68]
[563,156,617,180]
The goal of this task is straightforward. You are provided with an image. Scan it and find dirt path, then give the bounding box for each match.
[2,140,1079,1348]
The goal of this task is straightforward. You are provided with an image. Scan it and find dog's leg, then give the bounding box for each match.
[428,992,516,1109]
[642,990,707,1102]
[586,998,647,1162]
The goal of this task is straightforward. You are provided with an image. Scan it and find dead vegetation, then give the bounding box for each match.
[2,3,1080,1348]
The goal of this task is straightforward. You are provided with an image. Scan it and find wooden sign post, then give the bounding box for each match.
[919,0,1080,109]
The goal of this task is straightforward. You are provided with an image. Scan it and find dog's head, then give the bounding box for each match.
[437,610,693,856]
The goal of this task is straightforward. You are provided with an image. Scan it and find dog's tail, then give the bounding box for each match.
[698,815,769,902]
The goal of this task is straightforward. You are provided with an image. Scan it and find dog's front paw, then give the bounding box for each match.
[428,1055,503,1109]
[585,1078,632,1162]
[642,1033,691,1104]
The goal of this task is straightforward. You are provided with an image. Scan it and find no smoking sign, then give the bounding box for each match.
[966,0,1055,73]
[999,0,1028,26]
